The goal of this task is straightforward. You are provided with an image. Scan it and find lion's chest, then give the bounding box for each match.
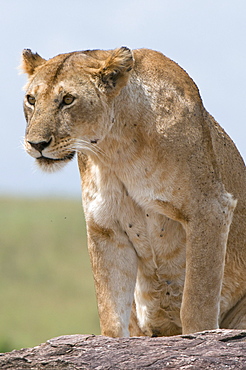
[82,164,186,335]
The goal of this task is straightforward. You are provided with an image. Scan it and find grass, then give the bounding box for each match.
[0,197,100,352]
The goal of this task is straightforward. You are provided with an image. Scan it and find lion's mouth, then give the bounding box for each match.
[37,151,76,164]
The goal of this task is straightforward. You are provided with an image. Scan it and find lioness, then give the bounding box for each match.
[21,47,246,336]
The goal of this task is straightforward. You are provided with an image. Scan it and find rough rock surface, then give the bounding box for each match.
[0,329,245,369]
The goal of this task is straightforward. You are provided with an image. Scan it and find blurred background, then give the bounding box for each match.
[1,0,245,352]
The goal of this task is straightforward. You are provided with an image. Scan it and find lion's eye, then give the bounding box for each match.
[27,95,36,105]
[63,94,75,105]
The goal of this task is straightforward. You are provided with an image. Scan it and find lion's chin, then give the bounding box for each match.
[35,152,76,173]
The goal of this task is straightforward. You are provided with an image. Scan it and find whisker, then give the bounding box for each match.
[19,137,27,151]
[70,138,109,160]
[75,144,103,160]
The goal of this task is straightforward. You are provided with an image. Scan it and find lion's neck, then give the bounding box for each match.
[95,81,154,167]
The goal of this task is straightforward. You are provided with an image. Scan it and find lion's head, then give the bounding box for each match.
[21,47,134,172]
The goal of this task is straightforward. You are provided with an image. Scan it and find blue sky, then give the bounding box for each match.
[1,0,245,196]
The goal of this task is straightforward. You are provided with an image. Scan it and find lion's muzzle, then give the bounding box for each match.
[25,137,76,172]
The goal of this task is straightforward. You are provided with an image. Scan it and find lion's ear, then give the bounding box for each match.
[21,49,46,76]
[94,47,134,96]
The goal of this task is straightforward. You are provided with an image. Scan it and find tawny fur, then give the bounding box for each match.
[21,47,246,336]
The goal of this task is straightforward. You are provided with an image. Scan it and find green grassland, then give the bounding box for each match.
[0,197,100,353]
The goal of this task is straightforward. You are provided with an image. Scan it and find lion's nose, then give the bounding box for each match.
[28,138,52,153]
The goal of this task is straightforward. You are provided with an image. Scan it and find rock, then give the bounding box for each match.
[0,329,245,369]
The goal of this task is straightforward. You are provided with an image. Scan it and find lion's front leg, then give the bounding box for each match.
[86,219,138,337]
[180,192,237,334]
